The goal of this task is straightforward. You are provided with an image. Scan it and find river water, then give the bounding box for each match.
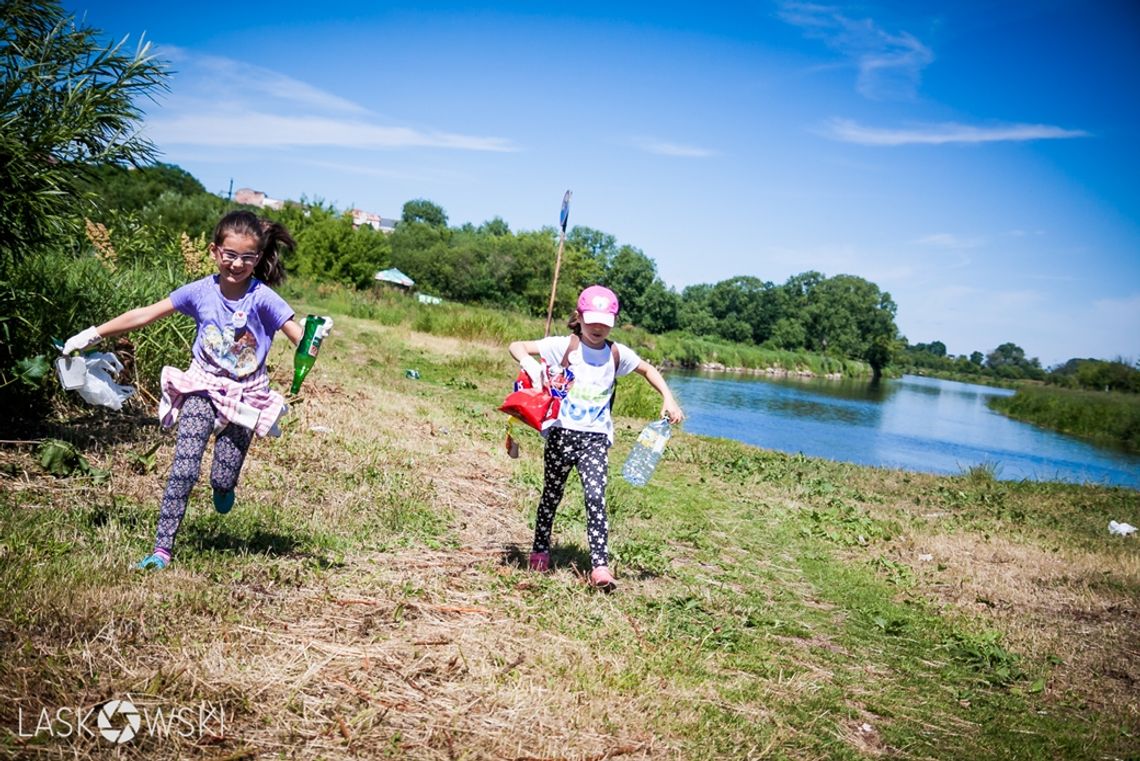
[664,371,1140,489]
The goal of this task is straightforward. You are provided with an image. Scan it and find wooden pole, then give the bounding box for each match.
[544,190,572,337]
[544,231,567,337]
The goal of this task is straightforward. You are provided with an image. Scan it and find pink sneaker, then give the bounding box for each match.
[528,551,551,572]
[589,566,616,591]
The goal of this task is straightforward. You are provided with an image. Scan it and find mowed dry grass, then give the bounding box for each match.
[2,313,1138,759]
[0,317,679,759]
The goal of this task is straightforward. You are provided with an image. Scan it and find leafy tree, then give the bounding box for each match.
[288,207,391,288]
[912,340,947,357]
[401,198,448,228]
[706,276,781,344]
[637,280,681,334]
[83,163,205,215]
[389,214,452,292]
[567,226,617,271]
[139,190,226,239]
[970,351,985,366]
[677,284,717,336]
[769,317,807,349]
[0,0,168,264]
[605,245,657,326]
[479,217,510,237]
[986,342,1027,370]
[985,342,1046,381]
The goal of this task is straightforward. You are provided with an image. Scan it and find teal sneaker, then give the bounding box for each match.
[136,553,168,571]
[212,488,235,514]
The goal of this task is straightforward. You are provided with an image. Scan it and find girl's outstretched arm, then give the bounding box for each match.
[62,297,175,353]
[280,318,303,346]
[634,361,685,424]
[95,298,177,338]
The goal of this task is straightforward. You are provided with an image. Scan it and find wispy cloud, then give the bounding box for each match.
[777,2,933,100]
[632,137,718,158]
[149,48,516,152]
[822,118,1090,146]
[161,46,369,116]
[913,233,986,249]
[146,113,516,151]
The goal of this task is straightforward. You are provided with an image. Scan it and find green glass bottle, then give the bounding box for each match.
[290,315,327,394]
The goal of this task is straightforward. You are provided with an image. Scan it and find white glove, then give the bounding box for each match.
[520,356,544,389]
[315,316,334,339]
[62,326,102,355]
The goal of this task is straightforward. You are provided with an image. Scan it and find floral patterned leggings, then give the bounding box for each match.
[155,394,253,554]
[533,427,611,568]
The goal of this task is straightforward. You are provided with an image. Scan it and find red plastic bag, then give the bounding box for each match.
[499,387,554,431]
[499,366,559,432]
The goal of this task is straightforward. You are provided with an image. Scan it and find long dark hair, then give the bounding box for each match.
[212,210,294,286]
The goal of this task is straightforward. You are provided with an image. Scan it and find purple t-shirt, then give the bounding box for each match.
[170,276,294,379]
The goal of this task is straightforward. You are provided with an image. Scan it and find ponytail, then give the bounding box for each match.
[566,311,583,337]
[211,210,295,287]
[254,218,292,286]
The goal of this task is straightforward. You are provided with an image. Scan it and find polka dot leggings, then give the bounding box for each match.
[154,394,253,554]
[533,427,611,568]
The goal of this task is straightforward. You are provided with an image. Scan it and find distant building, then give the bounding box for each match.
[234,187,284,210]
[351,208,397,233]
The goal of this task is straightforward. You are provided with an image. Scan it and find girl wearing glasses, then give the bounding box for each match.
[61,210,313,571]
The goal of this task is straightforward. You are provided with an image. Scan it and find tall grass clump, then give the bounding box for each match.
[989,386,1140,452]
[412,301,544,345]
[1,242,196,424]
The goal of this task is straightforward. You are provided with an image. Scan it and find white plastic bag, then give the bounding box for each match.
[73,352,135,410]
[1109,520,1137,537]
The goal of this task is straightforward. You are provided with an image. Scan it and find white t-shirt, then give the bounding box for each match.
[534,336,642,443]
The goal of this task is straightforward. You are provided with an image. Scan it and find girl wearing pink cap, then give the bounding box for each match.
[508,284,684,590]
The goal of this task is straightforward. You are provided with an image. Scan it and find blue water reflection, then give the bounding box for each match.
[665,371,1140,488]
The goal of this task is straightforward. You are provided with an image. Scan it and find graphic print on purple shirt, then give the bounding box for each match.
[169,275,294,378]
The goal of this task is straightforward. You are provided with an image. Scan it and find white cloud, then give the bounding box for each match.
[149,48,515,152]
[633,137,718,158]
[822,118,1090,146]
[160,46,369,116]
[145,112,516,151]
[777,2,933,99]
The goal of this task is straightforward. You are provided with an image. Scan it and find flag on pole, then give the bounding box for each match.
[559,190,572,232]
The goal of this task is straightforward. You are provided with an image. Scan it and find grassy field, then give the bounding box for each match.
[1,303,1138,759]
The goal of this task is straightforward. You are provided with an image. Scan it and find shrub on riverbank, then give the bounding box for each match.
[989,385,1140,452]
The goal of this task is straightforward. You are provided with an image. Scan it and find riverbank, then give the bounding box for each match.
[1,308,1137,759]
[988,385,1140,453]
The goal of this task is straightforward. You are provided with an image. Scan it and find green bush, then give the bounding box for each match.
[0,246,194,420]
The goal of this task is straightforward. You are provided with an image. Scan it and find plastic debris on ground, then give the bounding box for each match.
[1108,520,1137,536]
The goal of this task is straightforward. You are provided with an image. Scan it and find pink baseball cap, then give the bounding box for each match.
[577,285,619,327]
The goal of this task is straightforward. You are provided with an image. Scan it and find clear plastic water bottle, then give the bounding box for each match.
[622,417,672,487]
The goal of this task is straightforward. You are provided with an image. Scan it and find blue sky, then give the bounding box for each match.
[64,0,1140,366]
